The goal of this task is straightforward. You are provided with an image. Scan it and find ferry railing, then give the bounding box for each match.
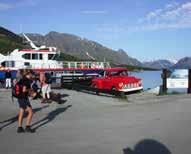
[62,61,110,69]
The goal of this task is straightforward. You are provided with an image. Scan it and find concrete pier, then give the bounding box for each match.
[1,89,191,154]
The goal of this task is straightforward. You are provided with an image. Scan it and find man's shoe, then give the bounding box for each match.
[41,99,46,104]
[25,126,35,133]
[17,127,25,133]
[47,99,52,104]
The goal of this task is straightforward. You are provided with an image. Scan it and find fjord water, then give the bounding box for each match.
[132,71,162,90]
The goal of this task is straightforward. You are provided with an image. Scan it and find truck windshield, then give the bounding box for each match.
[110,70,128,76]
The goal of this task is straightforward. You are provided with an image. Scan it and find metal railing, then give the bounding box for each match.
[62,61,110,69]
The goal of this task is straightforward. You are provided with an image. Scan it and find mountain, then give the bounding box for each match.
[143,60,175,69]
[26,32,142,65]
[173,57,191,69]
[0,27,142,66]
[0,27,82,61]
[0,26,24,54]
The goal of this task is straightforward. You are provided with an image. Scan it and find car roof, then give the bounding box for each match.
[104,67,128,72]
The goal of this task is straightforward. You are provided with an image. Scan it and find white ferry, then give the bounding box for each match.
[0,34,110,76]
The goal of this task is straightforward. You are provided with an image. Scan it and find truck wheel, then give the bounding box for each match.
[92,84,99,95]
[111,87,117,96]
[111,87,116,91]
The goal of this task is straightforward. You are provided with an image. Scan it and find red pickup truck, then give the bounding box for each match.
[91,67,143,92]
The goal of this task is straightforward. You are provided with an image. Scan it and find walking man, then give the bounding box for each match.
[17,71,35,133]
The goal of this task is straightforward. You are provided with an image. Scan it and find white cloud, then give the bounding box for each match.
[0,3,13,10]
[138,1,191,31]
[16,0,37,7]
[165,2,179,9]
[95,23,129,40]
[0,0,37,11]
[81,10,108,14]
[94,1,191,38]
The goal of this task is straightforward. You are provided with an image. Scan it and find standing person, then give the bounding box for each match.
[5,69,12,89]
[17,71,35,133]
[41,72,52,103]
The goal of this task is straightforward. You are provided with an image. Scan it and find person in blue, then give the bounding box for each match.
[17,70,35,133]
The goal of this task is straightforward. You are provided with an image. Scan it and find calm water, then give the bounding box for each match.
[132,71,162,90]
[132,70,187,93]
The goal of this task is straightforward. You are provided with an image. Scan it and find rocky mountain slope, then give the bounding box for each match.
[26,32,142,65]
[143,60,175,69]
[173,57,191,69]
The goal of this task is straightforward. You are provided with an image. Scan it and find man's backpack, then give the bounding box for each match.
[12,82,23,99]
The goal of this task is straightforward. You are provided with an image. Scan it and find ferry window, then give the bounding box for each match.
[22,53,31,60]
[39,54,43,60]
[48,54,54,60]
[1,61,15,67]
[70,62,76,68]
[1,61,5,67]
[10,61,15,67]
[32,53,38,60]
[24,62,30,66]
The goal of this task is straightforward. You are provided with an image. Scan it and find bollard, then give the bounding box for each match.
[188,69,191,94]
[61,76,64,88]
[161,69,167,94]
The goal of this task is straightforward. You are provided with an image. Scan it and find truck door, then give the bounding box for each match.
[102,71,112,90]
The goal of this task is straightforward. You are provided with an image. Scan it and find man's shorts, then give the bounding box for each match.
[18,98,31,109]
[41,84,51,94]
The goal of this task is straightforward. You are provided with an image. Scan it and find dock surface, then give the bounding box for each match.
[1,89,191,154]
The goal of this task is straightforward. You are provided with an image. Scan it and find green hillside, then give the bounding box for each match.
[0,27,25,54]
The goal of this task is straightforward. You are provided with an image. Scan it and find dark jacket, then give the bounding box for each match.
[5,71,12,78]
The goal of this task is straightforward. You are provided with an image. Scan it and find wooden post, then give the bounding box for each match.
[61,76,64,88]
[162,69,167,94]
[188,69,191,94]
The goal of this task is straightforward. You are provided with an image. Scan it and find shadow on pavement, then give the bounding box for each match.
[0,105,49,131]
[123,139,171,154]
[50,92,69,104]
[31,105,72,130]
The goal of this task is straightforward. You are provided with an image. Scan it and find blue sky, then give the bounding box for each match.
[0,0,191,62]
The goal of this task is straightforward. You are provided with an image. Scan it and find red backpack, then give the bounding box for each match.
[12,82,23,98]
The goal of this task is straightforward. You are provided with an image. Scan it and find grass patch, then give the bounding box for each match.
[158,91,183,96]
[115,92,128,101]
